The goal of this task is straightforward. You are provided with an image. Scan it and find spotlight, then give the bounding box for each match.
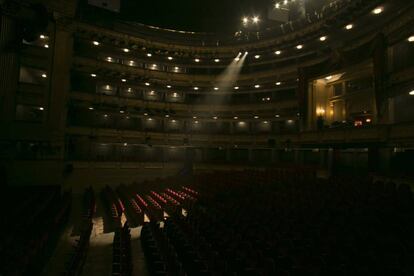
[44,44,49,48]
[245,51,249,55]
[296,44,303,50]
[345,24,353,30]
[123,48,130,52]
[254,84,260,88]
[214,87,219,91]
[252,16,260,24]
[147,53,152,57]
[320,36,327,41]
[214,58,220,63]
[121,79,127,82]
[39,107,44,111]
[193,87,199,90]
[275,82,282,86]
[234,86,239,90]
[167,56,173,60]
[372,7,383,14]
[92,41,100,46]
[41,73,47,78]
[145,82,150,86]
[194,58,200,62]
[275,50,282,55]
[409,90,414,95]
[90,73,97,77]
[408,36,414,42]
[254,55,261,59]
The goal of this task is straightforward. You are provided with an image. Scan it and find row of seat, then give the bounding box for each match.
[112,221,133,276]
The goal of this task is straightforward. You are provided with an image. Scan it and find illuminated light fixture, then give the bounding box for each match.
[129,60,135,66]
[127,88,132,92]
[171,119,177,123]
[126,116,130,119]
[275,82,282,86]
[152,64,158,68]
[144,113,148,116]
[40,34,46,39]
[194,120,199,124]
[193,87,199,90]
[213,116,218,120]
[245,51,249,55]
[90,73,97,77]
[254,115,259,119]
[194,58,200,62]
[409,90,414,95]
[254,55,261,59]
[372,7,383,14]
[234,116,238,120]
[263,121,269,124]
[214,58,220,63]
[174,66,179,70]
[325,75,333,80]
[235,57,240,61]
[319,36,327,42]
[39,107,44,111]
[275,50,282,55]
[345,24,353,30]
[41,73,47,78]
[167,56,173,60]
[123,48,130,52]
[123,143,128,146]
[254,84,260,88]
[148,118,153,121]
[149,90,155,95]
[89,107,94,110]
[165,114,170,118]
[214,87,219,91]
[44,44,49,48]
[172,92,178,97]
[275,114,280,118]
[105,85,111,90]
[167,85,172,88]
[121,79,127,82]
[408,36,414,42]
[120,110,125,114]
[234,86,239,90]
[193,116,197,119]
[296,44,303,50]
[242,17,249,24]
[147,53,152,57]
[104,114,108,117]
[252,16,260,24]
[92,41,100,46]
[106,56,112,61]
[145,82,150,86]
[366,118,372,123]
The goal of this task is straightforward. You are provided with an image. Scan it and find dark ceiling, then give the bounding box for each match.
[82,0,272,33]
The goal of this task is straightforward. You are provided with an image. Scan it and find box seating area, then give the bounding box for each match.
[64,187,95,276]
[0,187,71,276]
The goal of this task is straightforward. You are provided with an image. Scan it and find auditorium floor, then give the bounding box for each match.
[42,195,149,276]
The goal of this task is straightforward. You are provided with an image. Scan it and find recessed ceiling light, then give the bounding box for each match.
[214,59,220,63]
[275,114,280,118]
[123,48,130,52]
[167,85,172,88]
[409,90,414,95]
[275,82,282,86]
[234,86,239,90]
[40,34,46,39]
[194,87,199,90]
[214,87,219,90]
[345,24,353,30]
[275,50,282,55]
[234,116,238,119]
[165,114,170,118]
[90,73,97,77]
[89,107,94,110]
[44,44,49,48]
[213,116,218,120]
[252,16,260,24]
[92,41,100,46]
[121,79,127,82]
[254,55,261,59]
[372,7,383,14]
[41,73,47,78]
[408,36,414,42]
[147,53,152,57]
[145,82,150,86]
[254,115,259,119]
[194,58,200,62]
[39,107,44,111]
[254,84,260,88]
[193,116,197,119]
[320,36,327,41]
[167,56,173,60]
[296,44,303,50]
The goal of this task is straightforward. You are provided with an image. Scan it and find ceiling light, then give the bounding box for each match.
[234,86,239,90]
[149,90,155,95]
[372,7,383,14]
[147,53,152,57]
[234,116,238,120]
[193,116,197,119]
[275,82,281,86]
[296,44,303,50]
[172,92,178,97]
[254,84,260,88]
[242,17,249,24]
[41,73,47,78]
[144,113,148,116]
[145,82,150,86]
[263,121,269,124]
[121,79,127,82]
[92,41,100,46]
[167,56,173,60]
[214,59,220,63]
[89,107,94,110]
[39,107,44,111]
[194,58,200,62]
[254,55,261,59]
[409,90,414,95]
[319,36,327,41]
[345,24,353,30]
[120,110,125,114]
[194,87,199,90]
[123,48,130,52]
[40,34,46,39]
[213,116,218,120]
[252,16,260,24]
[408,36,414,42]
[165,114,170,118]
[106,56,112,61]
[275,114,280,118]
[90,73,97,77]
[174,66,179,70]
[275,50,281,55]
[235,57,240,61]
[44,44,49,48]
[214,87,219,91]
[129,60,135,65]
[254,115,259,119]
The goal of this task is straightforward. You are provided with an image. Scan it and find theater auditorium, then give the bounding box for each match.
[1,0,414,275]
